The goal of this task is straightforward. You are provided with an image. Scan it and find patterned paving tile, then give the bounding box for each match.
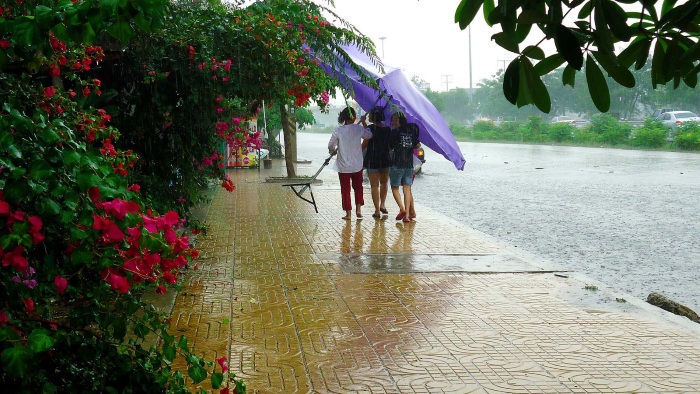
[168,167,700,393]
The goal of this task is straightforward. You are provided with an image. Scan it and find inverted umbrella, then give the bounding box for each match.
[318,44,466,170]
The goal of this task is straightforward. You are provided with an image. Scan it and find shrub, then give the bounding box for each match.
[673,123,700,150]
[548,123,576,142]
[629,119,668,148]
[588,113,632,145]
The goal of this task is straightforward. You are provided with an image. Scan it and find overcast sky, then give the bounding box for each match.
[320,0,515,92]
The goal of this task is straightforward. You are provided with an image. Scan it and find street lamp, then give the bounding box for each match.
[378,36,386,58]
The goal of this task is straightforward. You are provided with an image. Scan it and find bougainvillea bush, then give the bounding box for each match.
[1,0,375,392]
[0,1,244,392]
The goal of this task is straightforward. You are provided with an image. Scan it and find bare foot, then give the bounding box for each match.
[341,215,351,220]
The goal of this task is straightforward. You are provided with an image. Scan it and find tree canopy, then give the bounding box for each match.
[455,0,700,113]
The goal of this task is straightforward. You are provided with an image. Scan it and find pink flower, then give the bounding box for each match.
[55,275,68,294]
[216,357,229,372]
[0,39,11,50]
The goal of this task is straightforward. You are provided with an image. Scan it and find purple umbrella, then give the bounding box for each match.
[318,44,466,170]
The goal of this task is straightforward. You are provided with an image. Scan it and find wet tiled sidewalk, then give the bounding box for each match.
[172,165,700,393]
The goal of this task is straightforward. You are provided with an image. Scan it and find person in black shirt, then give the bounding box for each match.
[362,106,392,218]
[389,112,420,222]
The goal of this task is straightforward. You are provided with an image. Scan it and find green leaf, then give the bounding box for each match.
[14,17,43,47]
[162,344,176,362]
[503,59,520,105]
[29,160,54,180]
[618,38,650,69]
[6,144,22,159]
[517,9,550,24]
[455,0,485,30]
[522,46,545,60]
[40,127,60,145]
[601,0,632,41]
[521,57,551,113]
[591,51,635,88]
[534,54,565,75]
[563,66,576,88]
[483,0,495,24]
[4,180,32,201]
[683,68,697,88]
[651,38,667,87]
[76,172,101,191]
[492,32,519,54]
[1,346,31,378]
[62,150,81,167]
[38,198,61,216]
[34,6,54,29]
[554,25,583,70]
[211,372,224,389]
[585,55,611,112]
[188,365,208,384]
[28,329,54,353]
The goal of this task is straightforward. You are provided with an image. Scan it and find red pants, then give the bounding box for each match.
[338,170,364,211]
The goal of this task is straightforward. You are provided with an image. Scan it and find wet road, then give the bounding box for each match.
[296,132,700,313]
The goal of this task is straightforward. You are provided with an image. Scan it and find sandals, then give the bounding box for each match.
[395,211,406,221]
[380,207,388,214]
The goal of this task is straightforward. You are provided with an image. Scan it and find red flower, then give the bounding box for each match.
[49,64,60,77]
[82,87,91,97]
[155,285,166,294]
[44,86,56,98]
[162,271,177,284]
[2,246,28,273]
[55,275,68,294]
[127,184,141,192]
[88,186,100,203]
[102,269,131,293]
[0,200,10,216]
[0,310,9,326]
[24,298,35,314]
[0,39,11,50]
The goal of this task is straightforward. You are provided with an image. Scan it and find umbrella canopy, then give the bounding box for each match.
[319,44,466,170]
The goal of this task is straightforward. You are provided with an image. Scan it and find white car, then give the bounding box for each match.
[656,110,700,131]
[550,116,578,125]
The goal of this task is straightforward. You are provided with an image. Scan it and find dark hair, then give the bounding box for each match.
[369,106,385,122]
[393,112,407,127]
[337,107,356,124]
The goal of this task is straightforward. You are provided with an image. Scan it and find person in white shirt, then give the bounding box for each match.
[328,107,371,220]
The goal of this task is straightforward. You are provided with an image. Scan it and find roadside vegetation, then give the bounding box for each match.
[449,114,700,151]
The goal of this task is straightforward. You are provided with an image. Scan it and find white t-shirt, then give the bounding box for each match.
[328,123,372,173]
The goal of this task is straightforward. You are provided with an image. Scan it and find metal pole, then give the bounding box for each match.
[379,36,386,58]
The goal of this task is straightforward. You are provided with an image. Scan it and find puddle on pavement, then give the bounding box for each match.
[331,253,554,274]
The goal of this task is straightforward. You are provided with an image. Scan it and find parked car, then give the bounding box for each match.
[550,116,577,125]
[656,110,700,131]
[651,108,675,119]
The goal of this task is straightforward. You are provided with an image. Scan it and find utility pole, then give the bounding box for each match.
[497,59,509,72]
[378,36,386,58]
[468,26,472,91]
[442,74,453,91]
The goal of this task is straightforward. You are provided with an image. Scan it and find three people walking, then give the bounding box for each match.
[328,106,420,222]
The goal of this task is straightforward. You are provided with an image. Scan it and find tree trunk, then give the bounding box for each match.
[280,104,297,177]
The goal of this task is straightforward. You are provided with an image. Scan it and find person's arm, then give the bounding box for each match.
[328,129,339,154]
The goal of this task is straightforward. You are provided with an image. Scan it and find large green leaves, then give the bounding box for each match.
[586,55,611,112]
[455,0,485,29]
[503,57,551,112]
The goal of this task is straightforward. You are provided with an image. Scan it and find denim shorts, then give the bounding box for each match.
[390,167,414,187]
